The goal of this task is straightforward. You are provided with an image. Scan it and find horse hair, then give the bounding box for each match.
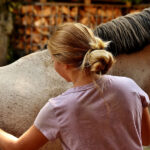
[94,7,150,56]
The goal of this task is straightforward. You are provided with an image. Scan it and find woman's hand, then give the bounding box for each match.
[0,125,48,150]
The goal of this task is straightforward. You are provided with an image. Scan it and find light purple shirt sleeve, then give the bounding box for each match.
[129,78,150,107]
[34,99,60,141]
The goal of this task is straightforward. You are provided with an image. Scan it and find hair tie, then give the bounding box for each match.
[81,48,97,69]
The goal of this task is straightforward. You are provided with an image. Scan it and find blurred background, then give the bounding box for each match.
[0,0,150,66]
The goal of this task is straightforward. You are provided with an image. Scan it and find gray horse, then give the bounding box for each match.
[0,8,150,150]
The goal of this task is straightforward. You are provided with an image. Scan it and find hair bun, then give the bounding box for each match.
[82,49,115,74]
[90,50,115,74]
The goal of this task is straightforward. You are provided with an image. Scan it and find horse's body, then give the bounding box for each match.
[0,7,150,150]
[0,50,68,150]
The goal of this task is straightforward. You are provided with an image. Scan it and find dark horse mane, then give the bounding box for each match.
[94,7,150,56]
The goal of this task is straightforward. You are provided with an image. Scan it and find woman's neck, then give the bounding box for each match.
[68,69,100,87]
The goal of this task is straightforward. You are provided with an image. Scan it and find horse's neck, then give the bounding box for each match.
[108,44,150,96]
[134,44,150,55]
[143,44,150,51]
[115,44,150,63]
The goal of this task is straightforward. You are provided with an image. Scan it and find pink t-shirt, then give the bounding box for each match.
[34,75,149,150]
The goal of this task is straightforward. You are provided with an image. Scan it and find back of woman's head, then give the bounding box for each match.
[48,23,115,75]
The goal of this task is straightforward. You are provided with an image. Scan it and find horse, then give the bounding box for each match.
[0,7,150,150]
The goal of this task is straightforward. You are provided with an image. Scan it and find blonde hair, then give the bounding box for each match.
[48,23,115,75]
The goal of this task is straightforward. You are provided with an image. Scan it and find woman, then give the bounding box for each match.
[0,23,150,150]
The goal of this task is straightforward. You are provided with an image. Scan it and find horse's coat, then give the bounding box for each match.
[109,45,150,96]
[0,50,70,150]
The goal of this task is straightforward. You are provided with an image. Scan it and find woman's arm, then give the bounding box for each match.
[0,125,48,150]
[141,107,150,146]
